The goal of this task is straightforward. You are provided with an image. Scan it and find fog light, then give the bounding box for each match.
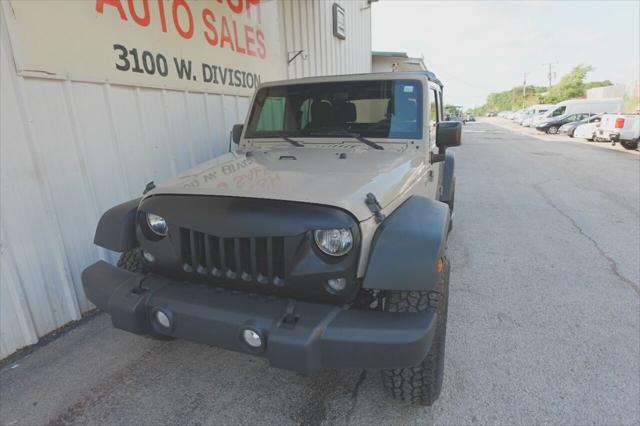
[154,310,171,329]
[142,251,155,263]
[326,277,347,294]
[242,329,263,348]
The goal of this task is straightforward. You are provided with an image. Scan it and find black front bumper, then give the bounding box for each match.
[82,261,436,374]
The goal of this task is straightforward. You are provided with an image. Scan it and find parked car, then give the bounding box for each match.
[574,121,600,140]
[518,104,553,125]
[595,114,640,150]
[535,112,593,134]
[81,71,461,406]
[523,113,546,127]
[512,109,527,122]
[559,114,602,137]
[466,114,476,122]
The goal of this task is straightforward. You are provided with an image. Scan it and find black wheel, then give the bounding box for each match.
[547,126,558,134]
[381,258,450,406]
[117,249,175,341]
[620,140,639,150]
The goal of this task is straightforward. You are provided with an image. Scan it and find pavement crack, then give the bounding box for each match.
[345,370,367,423]
[534,183,639,297]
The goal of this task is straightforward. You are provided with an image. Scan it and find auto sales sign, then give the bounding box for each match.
[5,0,286,95]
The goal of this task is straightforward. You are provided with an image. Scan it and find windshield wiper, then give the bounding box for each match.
[307,130,384,150]
[277,135,304,147]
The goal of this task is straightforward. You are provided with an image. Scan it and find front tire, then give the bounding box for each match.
[547,126,558,134]
[381,258,450,406]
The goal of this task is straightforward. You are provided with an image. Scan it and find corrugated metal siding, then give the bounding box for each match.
[0,1,371,359]
[280,0,371,79]
[0,17,250,359]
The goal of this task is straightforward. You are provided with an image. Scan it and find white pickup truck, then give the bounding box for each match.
[595,113,640,150]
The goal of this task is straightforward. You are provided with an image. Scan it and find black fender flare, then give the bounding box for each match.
[362,196,450,292]
[440,150,455,205]
[94,198,141,252]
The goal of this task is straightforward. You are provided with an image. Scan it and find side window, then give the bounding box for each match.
[255,97,286,131]
[551,106,566,117]
[429,89,442,145]
[428,88,441,144]
[429,89,438,127]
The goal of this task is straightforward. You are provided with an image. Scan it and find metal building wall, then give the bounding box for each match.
[280,0,372,79]
[0,0,372,359]
[0,11,250,358]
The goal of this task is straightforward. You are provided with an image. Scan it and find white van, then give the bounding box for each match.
[543,98,623,120]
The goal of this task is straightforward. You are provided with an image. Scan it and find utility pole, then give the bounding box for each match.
[522,72,528,109]
[542,62,557,89]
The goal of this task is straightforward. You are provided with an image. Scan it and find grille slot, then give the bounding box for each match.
[179,228,286,285]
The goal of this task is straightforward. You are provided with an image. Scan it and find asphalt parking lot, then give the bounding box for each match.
[1,121,638,425]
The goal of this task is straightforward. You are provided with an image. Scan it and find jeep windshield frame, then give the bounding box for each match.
[244,79,423,140]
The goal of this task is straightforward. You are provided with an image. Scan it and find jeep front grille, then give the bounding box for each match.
[179,228,286,286]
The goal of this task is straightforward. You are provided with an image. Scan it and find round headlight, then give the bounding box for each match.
[314,229,353,257]
[146,213,168,236]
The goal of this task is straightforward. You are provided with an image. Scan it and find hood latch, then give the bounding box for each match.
[365,193,386,223]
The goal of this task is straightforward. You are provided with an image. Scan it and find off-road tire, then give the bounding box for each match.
[381,258,450,406]
[620,140,639,150]
[116,249,174,341]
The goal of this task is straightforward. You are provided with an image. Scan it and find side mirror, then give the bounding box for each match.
[232,124,244,144]
[436,121,462,151]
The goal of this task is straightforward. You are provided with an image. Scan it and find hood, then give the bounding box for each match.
[144,143,427,222]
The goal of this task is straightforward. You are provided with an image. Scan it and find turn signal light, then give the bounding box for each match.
[437,258,444,273]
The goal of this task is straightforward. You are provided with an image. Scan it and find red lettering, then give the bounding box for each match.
[220,16,235,51]
[172,0,194,39]
[127,0,150,26]
[245,0,261,24]
[226,0,243,14]
[96,0,128,20]
[232,21,246,54]
[157,0,168,32]
[244,25,256,56]
[256,29,266,59]
[202,9,219,46]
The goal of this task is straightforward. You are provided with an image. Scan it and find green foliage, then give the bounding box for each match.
[472,86,546,115]
[624,95,640,113]
[541,65,593,103]
[444,104,462,114]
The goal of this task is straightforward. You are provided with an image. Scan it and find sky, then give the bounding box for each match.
[371,0,640,109]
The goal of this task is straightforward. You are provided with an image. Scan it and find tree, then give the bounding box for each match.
[541,65,593,103]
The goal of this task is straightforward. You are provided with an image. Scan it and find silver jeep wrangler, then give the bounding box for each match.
[82,71,461,405]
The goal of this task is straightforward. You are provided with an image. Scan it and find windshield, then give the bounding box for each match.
[245,80,423,140]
